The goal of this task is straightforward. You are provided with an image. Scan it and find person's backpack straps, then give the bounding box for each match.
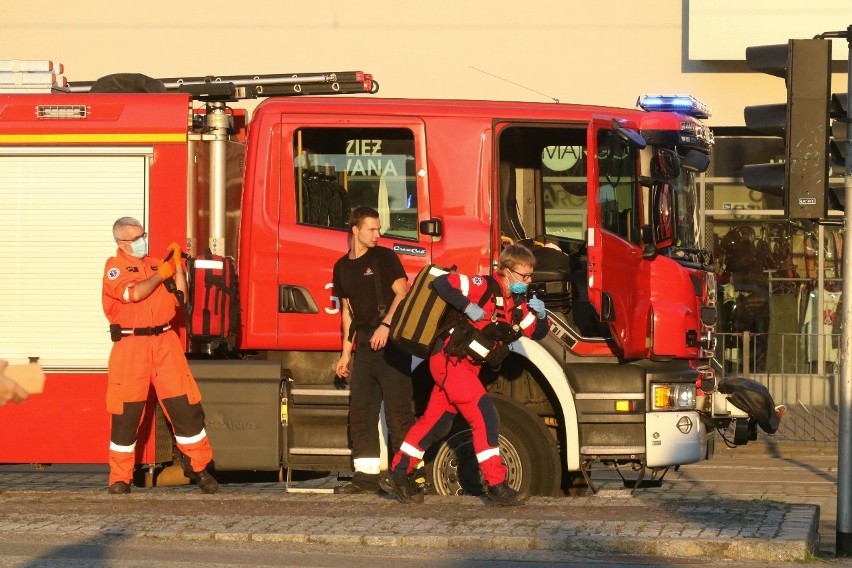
[441,274,501,359]
[371,249,388,321]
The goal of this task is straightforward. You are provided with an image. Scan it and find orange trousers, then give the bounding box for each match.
[106,331,213,485]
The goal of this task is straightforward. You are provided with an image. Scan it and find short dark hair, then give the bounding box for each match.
[349,206,379,229]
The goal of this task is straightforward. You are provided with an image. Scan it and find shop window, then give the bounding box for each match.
[710,216,841,376]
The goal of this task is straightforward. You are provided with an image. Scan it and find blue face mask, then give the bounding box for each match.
[509,281,528,295]
[130,237,148,259]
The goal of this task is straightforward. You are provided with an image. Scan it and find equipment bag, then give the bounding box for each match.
[389,264,456,358]
[187,250,240,341]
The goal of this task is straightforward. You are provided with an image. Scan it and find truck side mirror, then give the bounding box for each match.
[681,149,710,173]
[612,118,646,149]
[641,224,657,260]
[654,148,681,179]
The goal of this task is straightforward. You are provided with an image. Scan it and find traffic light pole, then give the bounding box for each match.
[831,24,852,557]
[746,27,851,554]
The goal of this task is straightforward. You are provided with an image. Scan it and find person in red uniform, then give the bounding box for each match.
[382,244,548,506]
[102,216,217,495]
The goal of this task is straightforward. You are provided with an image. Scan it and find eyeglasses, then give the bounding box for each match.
[509,268,533,282]
[119,232,147,243]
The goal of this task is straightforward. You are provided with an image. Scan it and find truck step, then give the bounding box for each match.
[288,448,351,456]
[289,387,350,406]
[290,387,350,396]
[580,445,645,456]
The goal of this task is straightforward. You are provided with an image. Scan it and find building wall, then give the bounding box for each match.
[4,0,849,126]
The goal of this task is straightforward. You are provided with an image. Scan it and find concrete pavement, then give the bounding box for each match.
[0,461,821,563]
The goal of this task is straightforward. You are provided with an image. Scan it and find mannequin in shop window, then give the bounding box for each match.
[800,229,842,373]
[716,225,771,373]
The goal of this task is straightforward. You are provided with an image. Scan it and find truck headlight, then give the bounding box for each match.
[652,383,696,410]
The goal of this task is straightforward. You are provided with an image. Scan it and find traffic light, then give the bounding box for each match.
[743,39,832,220]
[828,92,849,210]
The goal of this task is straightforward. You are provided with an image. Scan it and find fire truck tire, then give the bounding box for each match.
[426,394,561,497]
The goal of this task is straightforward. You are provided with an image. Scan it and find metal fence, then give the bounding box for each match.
[715,331,840,443]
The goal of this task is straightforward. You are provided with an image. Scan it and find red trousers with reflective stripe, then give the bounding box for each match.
[391,353,506,486]
[107,331,212,485]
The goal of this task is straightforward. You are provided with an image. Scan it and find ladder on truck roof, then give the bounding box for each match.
[67,70,379,101]
[0,60,67,93]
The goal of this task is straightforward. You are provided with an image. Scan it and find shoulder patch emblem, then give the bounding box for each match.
[472,276,484,286]
[107,267,120,280]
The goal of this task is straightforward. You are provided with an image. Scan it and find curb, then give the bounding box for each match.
[0,492,820,562]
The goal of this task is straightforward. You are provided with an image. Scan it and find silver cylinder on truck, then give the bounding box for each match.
[208,102,228,256]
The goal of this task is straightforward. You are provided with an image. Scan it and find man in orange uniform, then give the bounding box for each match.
[102,216,217,495]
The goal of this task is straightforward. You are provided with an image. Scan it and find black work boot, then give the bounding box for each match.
[180,452,219,494]
[334,481,373,494]
[409,469,431,495]
[195,469,219,494]
[485,482,526,506]
[380,471,424,504]
[108,481,131,495]
[335,471,380,494]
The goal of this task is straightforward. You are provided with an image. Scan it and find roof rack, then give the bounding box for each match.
[67,70,379,101]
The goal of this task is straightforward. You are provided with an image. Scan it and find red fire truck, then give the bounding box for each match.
[0,62,737,495]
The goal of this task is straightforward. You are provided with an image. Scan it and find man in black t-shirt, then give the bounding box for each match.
[332,206,415,494]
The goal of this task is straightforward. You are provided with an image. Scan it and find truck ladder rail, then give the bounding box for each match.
[67,70,379,101]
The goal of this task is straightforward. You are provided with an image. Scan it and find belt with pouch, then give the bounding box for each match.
[110,324,172,342]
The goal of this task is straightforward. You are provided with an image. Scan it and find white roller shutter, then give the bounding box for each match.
[0,149,149,370]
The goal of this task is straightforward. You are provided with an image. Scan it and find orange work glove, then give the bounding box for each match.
[167,242,183,269]
[157,260,175,280]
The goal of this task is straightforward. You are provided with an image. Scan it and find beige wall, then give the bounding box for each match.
[3,0,850,126]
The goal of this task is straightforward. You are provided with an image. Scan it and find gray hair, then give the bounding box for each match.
[112,216,143,241]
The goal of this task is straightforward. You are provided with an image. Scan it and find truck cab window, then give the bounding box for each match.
[294,127,418,239]
[597,130,639,244]
[497,126,589,245]
[541,144,588,243]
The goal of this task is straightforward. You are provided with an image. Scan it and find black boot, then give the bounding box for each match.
[108,481,131,495]
[195,469,219,494]
[180,452,219,494]
[380,471,424,504]
[485,482,526,506]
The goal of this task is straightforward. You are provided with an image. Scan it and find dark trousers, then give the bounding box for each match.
[349,330,415,474]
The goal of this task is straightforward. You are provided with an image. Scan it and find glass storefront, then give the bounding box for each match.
[702,133,844,381]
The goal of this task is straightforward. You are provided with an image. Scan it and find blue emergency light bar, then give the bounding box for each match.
[637,95,711,119]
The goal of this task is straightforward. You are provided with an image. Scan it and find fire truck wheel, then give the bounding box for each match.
[426,394,561,497]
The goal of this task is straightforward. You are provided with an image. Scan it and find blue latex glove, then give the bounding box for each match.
[528,295,546,319]
[464,303,486,322]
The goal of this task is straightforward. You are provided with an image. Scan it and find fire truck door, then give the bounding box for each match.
[276,117,431,350]
[586,118,647,357]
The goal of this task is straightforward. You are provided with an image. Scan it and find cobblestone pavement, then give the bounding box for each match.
[0,457,822,564]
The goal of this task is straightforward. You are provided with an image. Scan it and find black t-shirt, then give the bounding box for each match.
[332,246,406,331]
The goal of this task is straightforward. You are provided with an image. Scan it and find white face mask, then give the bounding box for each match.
[129,237,148,259]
